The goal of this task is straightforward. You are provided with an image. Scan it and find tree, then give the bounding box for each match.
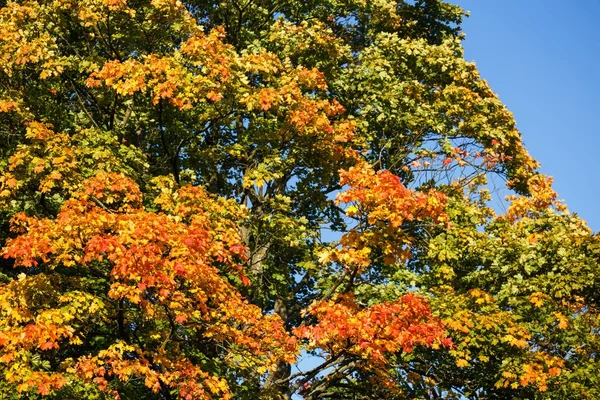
[0,0,599,399]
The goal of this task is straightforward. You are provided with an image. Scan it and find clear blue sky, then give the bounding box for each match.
[457,1,600,231]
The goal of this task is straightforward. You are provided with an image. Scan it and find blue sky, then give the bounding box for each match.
[457,1,600,231]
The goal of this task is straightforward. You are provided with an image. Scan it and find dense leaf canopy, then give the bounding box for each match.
[0,0,599,399]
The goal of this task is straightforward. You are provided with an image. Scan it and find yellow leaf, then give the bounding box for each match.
[456,359,469,367]
[256,365,268,374]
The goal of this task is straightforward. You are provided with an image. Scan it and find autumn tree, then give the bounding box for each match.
[1,0,599,399]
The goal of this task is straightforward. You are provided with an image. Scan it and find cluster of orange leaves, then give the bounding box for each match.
[295,292,451,366]
[323,162,448,268]
[0,172,297,398]
[0,99,19,113]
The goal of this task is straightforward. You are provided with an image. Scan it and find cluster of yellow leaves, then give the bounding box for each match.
[0,274,106,395]
[85,16,358,137]
[268,20,349,61]
[148,0,199,33]
[240,50,358,159]
[54,0,135,27]
[440,288,564,392]
[352,0,402,28]
[323,162,448,268]
[74,342,232,399]
[87,27,234,109]
[0,0,204,78]
[0,1,61,78]
[0,280,98,358]
[1,172,298,397]
[529,291,548,308]
[444,290,532,351]
[0,122,145,207]
[505,174,567,222]
[0,122,78,198]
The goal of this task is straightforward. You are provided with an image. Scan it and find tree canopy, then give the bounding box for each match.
[0,0,599,399]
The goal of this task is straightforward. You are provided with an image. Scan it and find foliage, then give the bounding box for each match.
[0,0,598,399]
